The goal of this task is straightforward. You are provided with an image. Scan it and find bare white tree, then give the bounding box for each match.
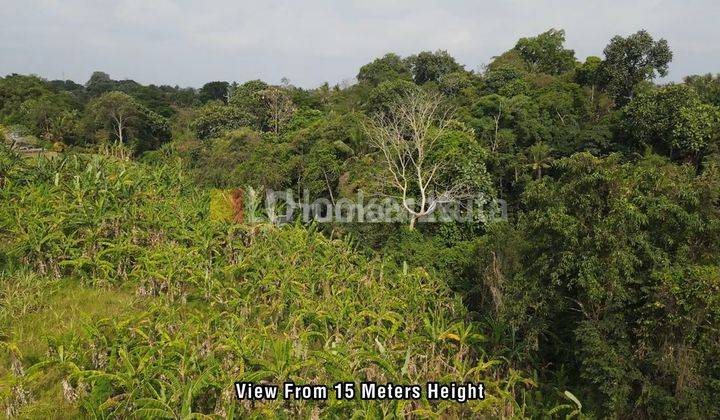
[259,87,296,137]
[365,91,465,229]
[87,91,139,146]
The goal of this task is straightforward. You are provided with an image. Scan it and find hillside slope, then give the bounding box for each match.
[0,149,538,418]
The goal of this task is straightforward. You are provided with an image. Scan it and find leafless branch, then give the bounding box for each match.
[364,90,463,229]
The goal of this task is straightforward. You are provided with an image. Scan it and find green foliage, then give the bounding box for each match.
[684,73,720,106]
[514,29,576,75]
[85,91,171,152]
[575,56,602,87]
[135,104,172,153]
[520,142,553,179]
[284,107,324,133]
[84,71,185,117]
[0,153,532,417]
[476,153,720,416]
[599,30,673,105]
[191,102,255,140]
[357,53,412,86]
[438,71,481,99]
[364,79,420,115]
[228,79,270,129]
[482,63,526,94]
[84,71,114,96]
[673,103,720,156]
[18,93,80,143]
[191,128,293,189]
[405,50,464,85]
[433,129,494,192]
[198,81,230,103]
[0,141,23,188]
[623,84,720,162]
[302,140,343,198]
[0,75,54,124]
[471,93,544,154]
[85,91,139,143]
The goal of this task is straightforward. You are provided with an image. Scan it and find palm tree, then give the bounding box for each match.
[523,142,554,179]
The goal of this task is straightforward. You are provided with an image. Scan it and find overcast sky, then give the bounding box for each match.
[1,0,718,88]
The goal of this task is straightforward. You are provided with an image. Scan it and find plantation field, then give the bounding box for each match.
[0,151,546,418]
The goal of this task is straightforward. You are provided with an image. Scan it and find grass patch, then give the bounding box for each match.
[0,275,143,417]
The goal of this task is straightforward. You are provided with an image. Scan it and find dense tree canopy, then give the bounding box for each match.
[514,28,576,74]
[198,81,230,103]
[357,53,412,86]
[623,84,720,163]
[405,50,465,84]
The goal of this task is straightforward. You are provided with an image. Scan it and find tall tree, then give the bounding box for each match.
[576,56,603,104]
[259,87,295,137]
[86,91,139,145]
[514,29,576,74]
[684,73,720,106]
[357,53,412,86]
[198,81,230,103]
[228,79,269,130]
[522,142,554,179]
[85,71,113,97]
[365,90,466,229]
[600,30,673,105]
[191,102,254,140]
[623,84,720,164]
[405,50,463,84]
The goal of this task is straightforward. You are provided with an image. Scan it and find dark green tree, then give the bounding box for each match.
[684,73,720,106]
[190,102,255,140]
[514,29,576,74]
[599,30,673,105]
[198,81,230,103]
[623,84,720,164]
[405,50,464,84]
[85,71,113,96]
[357,53,412,86]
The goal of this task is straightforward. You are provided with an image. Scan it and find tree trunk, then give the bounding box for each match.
[493,114,500,151]
[117,117,124,145]
[323,170,335,205]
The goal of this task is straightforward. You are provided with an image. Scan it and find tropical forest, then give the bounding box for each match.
[1,28,720,418]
